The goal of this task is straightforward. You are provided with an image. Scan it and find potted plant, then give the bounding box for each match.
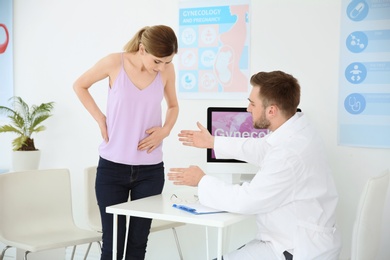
[0,96,54,171]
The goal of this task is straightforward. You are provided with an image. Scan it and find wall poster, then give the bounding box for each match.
[0,0,13,116]
[178,0,250,99]
[338,0,390,148]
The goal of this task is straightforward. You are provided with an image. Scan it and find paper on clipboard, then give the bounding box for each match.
[172,203,226,215]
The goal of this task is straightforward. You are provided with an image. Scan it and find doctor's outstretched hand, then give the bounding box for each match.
[168,166,206,187]
[178,122,214,149]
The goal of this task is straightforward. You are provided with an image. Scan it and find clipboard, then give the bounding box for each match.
[172,203,226,215]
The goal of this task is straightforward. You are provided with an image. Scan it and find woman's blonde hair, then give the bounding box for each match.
[123,25,178,57]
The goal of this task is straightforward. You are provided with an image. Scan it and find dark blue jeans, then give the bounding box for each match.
[96,157,165,260]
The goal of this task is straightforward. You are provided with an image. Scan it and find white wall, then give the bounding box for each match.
[0,0,389,259]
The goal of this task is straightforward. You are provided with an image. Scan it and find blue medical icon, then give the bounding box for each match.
[345,62,367,84]
[180,72,197,91]
[344,93,366,114]
[346,31,368,53]
[347,1,369,21]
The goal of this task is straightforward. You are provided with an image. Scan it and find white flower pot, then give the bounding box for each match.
[12,150,41,171]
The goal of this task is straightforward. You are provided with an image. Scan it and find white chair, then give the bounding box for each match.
[351,170,390,260]
[84,166,184,260]
[0,169,102,260]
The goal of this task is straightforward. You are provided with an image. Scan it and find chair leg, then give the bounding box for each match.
[83,243,92,260]
[97,241,102,252]
[0,246,12,260]
[24,250,30,260]
[171,227,183,260]
[70,245,77,260]
[83,241,102,259]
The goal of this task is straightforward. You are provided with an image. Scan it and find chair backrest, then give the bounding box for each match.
[0,169,76,237]
[84,166,102,232]
[351,170,390,260]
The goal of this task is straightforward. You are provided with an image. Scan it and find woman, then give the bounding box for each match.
[73,25,179,260]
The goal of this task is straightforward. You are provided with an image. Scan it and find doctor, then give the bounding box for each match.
[168,70,342,260]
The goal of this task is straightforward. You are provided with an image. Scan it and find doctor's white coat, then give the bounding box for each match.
[198,113,342,260]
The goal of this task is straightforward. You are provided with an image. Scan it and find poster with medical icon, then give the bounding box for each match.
[338,0,390,148]
[0,0,13,115]
[178,0,250,99]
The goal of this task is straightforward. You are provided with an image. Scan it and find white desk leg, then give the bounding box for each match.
[223,226,231,253]
[123,216,130,259]
[205,226,210,260]
[112,213,118,260]
[217,227,223,260]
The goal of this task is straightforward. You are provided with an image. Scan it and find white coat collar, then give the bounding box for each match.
[266,112,308,146]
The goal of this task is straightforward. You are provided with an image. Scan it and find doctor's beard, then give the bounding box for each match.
[254,110,270,129]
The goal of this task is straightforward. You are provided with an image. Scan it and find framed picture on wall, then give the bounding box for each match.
[338,0,390,148]
[178,0,251,100]
[0,0,13,116]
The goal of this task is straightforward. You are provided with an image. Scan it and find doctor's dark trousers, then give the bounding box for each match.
[96,157,165,260]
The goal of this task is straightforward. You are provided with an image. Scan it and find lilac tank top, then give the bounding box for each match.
[99,54,164,165]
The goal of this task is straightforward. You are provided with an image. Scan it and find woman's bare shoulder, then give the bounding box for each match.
[99,52,122,66]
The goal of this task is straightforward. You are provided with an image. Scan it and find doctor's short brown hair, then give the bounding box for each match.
[250,71,301,117]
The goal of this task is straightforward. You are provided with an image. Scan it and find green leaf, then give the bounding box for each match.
[0,96,55,151]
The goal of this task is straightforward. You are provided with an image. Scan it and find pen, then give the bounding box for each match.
[172,204,196,213]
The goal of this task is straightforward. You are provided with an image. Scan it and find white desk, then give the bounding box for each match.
[106,193,251,260]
